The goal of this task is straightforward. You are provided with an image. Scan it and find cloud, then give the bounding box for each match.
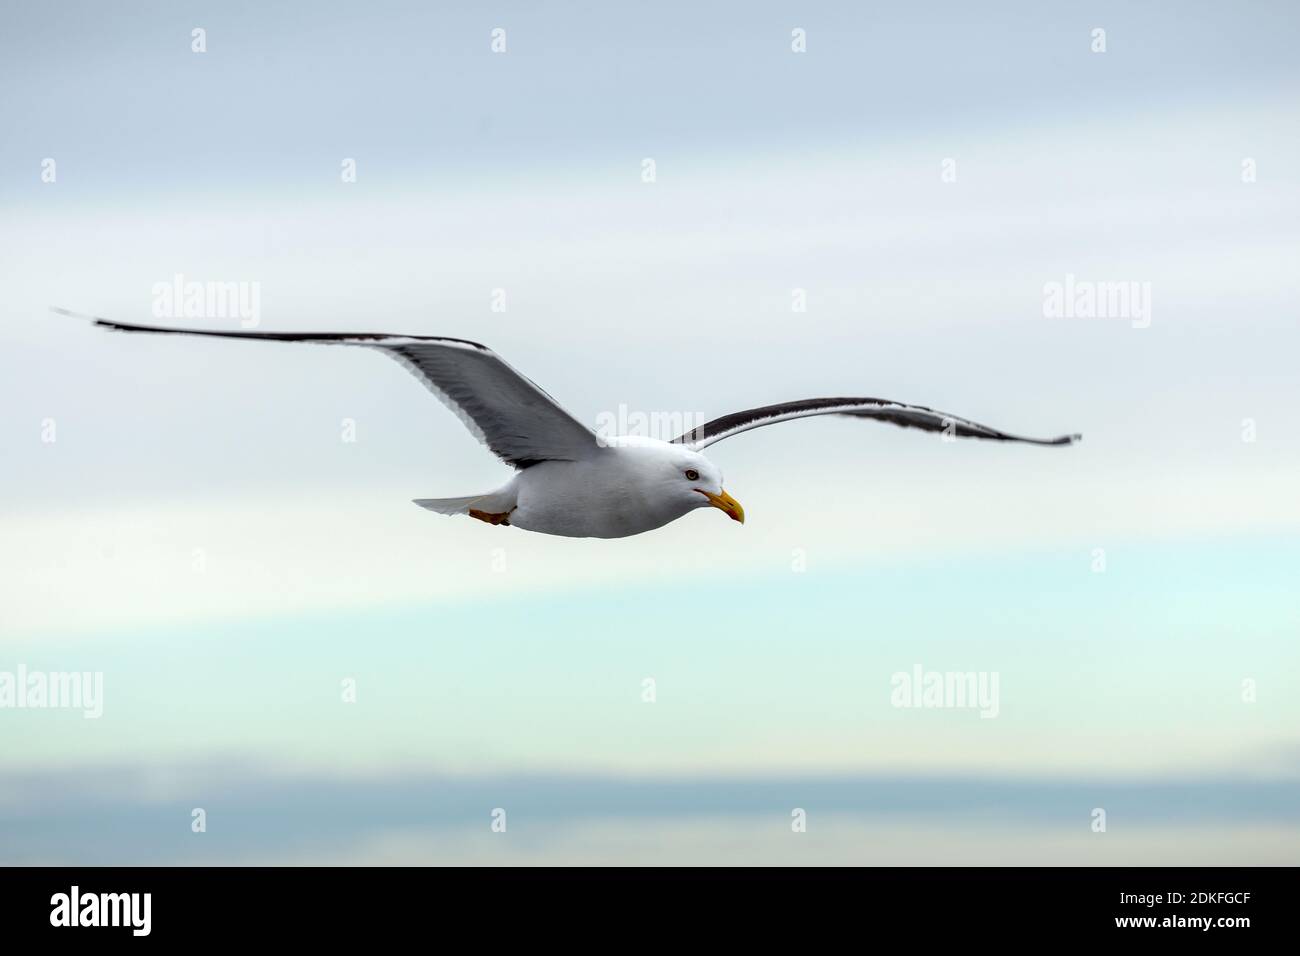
[3,757,1299,864]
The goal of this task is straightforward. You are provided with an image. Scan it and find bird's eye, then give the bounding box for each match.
[685,469,700,481]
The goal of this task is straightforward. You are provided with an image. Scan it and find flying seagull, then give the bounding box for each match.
[55,309,1080,539]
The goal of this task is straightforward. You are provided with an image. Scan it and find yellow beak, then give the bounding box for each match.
[699,489,745,524]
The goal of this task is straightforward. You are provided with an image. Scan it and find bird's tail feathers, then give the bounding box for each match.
[413,487,516,516]
[412,494,490,515]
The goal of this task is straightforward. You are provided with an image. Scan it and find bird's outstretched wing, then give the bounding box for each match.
[53,308,599,468]
[672,397,1080,450]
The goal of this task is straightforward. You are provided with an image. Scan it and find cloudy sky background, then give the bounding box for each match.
[1,1,1298,863]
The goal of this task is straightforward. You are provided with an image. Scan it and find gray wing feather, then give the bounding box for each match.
[376,341,598,467]
[57,309,598,468]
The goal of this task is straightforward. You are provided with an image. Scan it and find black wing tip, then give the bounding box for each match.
[50,306,138,333]
[51,305,111,324]
[998,430,1080,446]
[49,306,493,351]
[52,308,212,337]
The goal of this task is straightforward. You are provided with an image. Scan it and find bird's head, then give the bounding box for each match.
[602,436,746,526]
[664,447,745,524]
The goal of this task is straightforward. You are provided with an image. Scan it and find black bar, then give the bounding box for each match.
[0,866,1289,942]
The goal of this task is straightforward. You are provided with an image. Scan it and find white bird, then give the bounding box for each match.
[56,310,1081,539]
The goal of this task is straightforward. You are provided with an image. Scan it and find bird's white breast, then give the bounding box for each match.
[509,439,697,539]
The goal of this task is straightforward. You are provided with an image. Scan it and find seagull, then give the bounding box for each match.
[55,309,1080,539]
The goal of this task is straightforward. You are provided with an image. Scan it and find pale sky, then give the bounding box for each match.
[1,0,1297,864]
